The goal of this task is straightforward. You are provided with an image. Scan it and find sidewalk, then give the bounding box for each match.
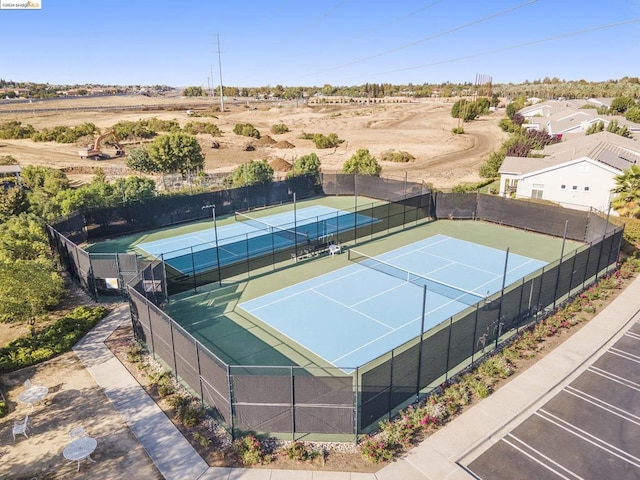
[73,274,640,480]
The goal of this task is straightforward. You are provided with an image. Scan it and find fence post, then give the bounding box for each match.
[227,364,234,441]
[444,317,453,383]
[290,366,295,442]
[354,367,359,440]
[416,285,427,399]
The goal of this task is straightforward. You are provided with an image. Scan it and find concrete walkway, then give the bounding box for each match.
[73,275,640,480]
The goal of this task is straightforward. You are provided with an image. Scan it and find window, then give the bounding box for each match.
[572,185,578,190]
[584,186,590,191]
[561,184,566,189]
[531,183,544,200]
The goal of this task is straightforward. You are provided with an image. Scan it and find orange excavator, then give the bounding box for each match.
[78,130,125,160]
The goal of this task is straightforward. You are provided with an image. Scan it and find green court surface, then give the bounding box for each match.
[83,195,375,255]
[165,219,583,369]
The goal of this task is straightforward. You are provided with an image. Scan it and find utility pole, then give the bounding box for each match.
[216,34,224,112]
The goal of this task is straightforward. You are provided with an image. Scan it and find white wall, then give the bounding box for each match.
[515,159,616,212]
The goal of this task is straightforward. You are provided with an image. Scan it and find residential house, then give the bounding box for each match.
[498,132,640,213]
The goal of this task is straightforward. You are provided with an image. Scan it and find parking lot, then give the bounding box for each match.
[467,317,640,480]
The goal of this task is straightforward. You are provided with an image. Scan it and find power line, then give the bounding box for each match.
[307,0,538,76]
[361,0,447,35]
[371,17,640,78]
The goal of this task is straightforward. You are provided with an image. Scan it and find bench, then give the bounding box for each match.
[291,242,340,262]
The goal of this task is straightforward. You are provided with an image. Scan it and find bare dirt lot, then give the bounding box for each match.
[0,95,507,188]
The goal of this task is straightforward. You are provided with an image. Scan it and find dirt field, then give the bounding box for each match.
[0,94,507,188]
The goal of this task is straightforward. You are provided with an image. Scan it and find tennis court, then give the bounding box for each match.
[239,234,547,369]
[136,205,377,274]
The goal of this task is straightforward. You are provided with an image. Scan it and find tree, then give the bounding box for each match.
[287,153,321,181]
[182,86,205,97]
[612,164,640,218]
[586,121,605,135]
[0,186,29,221]
[342,149,381,176]
[451,99,479,122]
[609,96,635,114]
[223,160,274,188]
[0,213,51,262]
[606,119,631,138]
[113,176,156,203]
[126,147,159,173]
[0,258,64,323]
[147,132,205,176]
[626,106,640,124]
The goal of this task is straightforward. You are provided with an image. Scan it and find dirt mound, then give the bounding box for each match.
[269,157,293,171]
[255,135,277,146]
[273,140,295,149]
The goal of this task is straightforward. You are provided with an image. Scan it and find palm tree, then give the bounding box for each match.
[612,164,640,217]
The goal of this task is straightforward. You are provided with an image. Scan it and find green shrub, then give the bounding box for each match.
[234,434,270,465]
[183,121,222,136]
[311,133,343,149]
[270,123,289,134]
[359,437,395,463]
[0,306,108,374]
[282,441,309,461]
[451,179,495,193]
[233,123,260,138]
[192,431,211,448]
[126,344,145,363]
[0,399,7,417]
[477,356,514,379]
[452,127,465,134]
[0,120,36,139]
[380,149,415,162]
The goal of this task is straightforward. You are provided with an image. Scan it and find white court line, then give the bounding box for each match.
[536,409,640,468]
[349,281,409,308]
[564,386,640,424]
[502,434,584,480]
[242,267,364,313]
[193,235,214,244]
[312,289,396,330]
[331,313,424,364]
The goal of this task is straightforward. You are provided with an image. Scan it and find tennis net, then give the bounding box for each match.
[235,211,309,244]
[348,249,486,306]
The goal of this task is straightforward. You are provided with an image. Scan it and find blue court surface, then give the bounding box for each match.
[137,205,377,274]
[239,235,547,369]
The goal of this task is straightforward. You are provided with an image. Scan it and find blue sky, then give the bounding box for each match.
[1,0,639,88]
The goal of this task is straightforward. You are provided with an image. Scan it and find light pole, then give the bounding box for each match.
[293,192,298,258]
[202,204,221,285]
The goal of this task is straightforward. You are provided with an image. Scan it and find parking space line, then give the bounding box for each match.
[537,409,640,466]
[625,331,640,340]
[609,346,640,362]
[502,434,585,480]
[588,365,640,390]
[565,386,640,424]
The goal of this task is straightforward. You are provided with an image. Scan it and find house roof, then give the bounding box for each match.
[500,132,640,176]
[0,165,21,175]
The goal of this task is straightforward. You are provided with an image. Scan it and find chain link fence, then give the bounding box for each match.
[115,190,623,438]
